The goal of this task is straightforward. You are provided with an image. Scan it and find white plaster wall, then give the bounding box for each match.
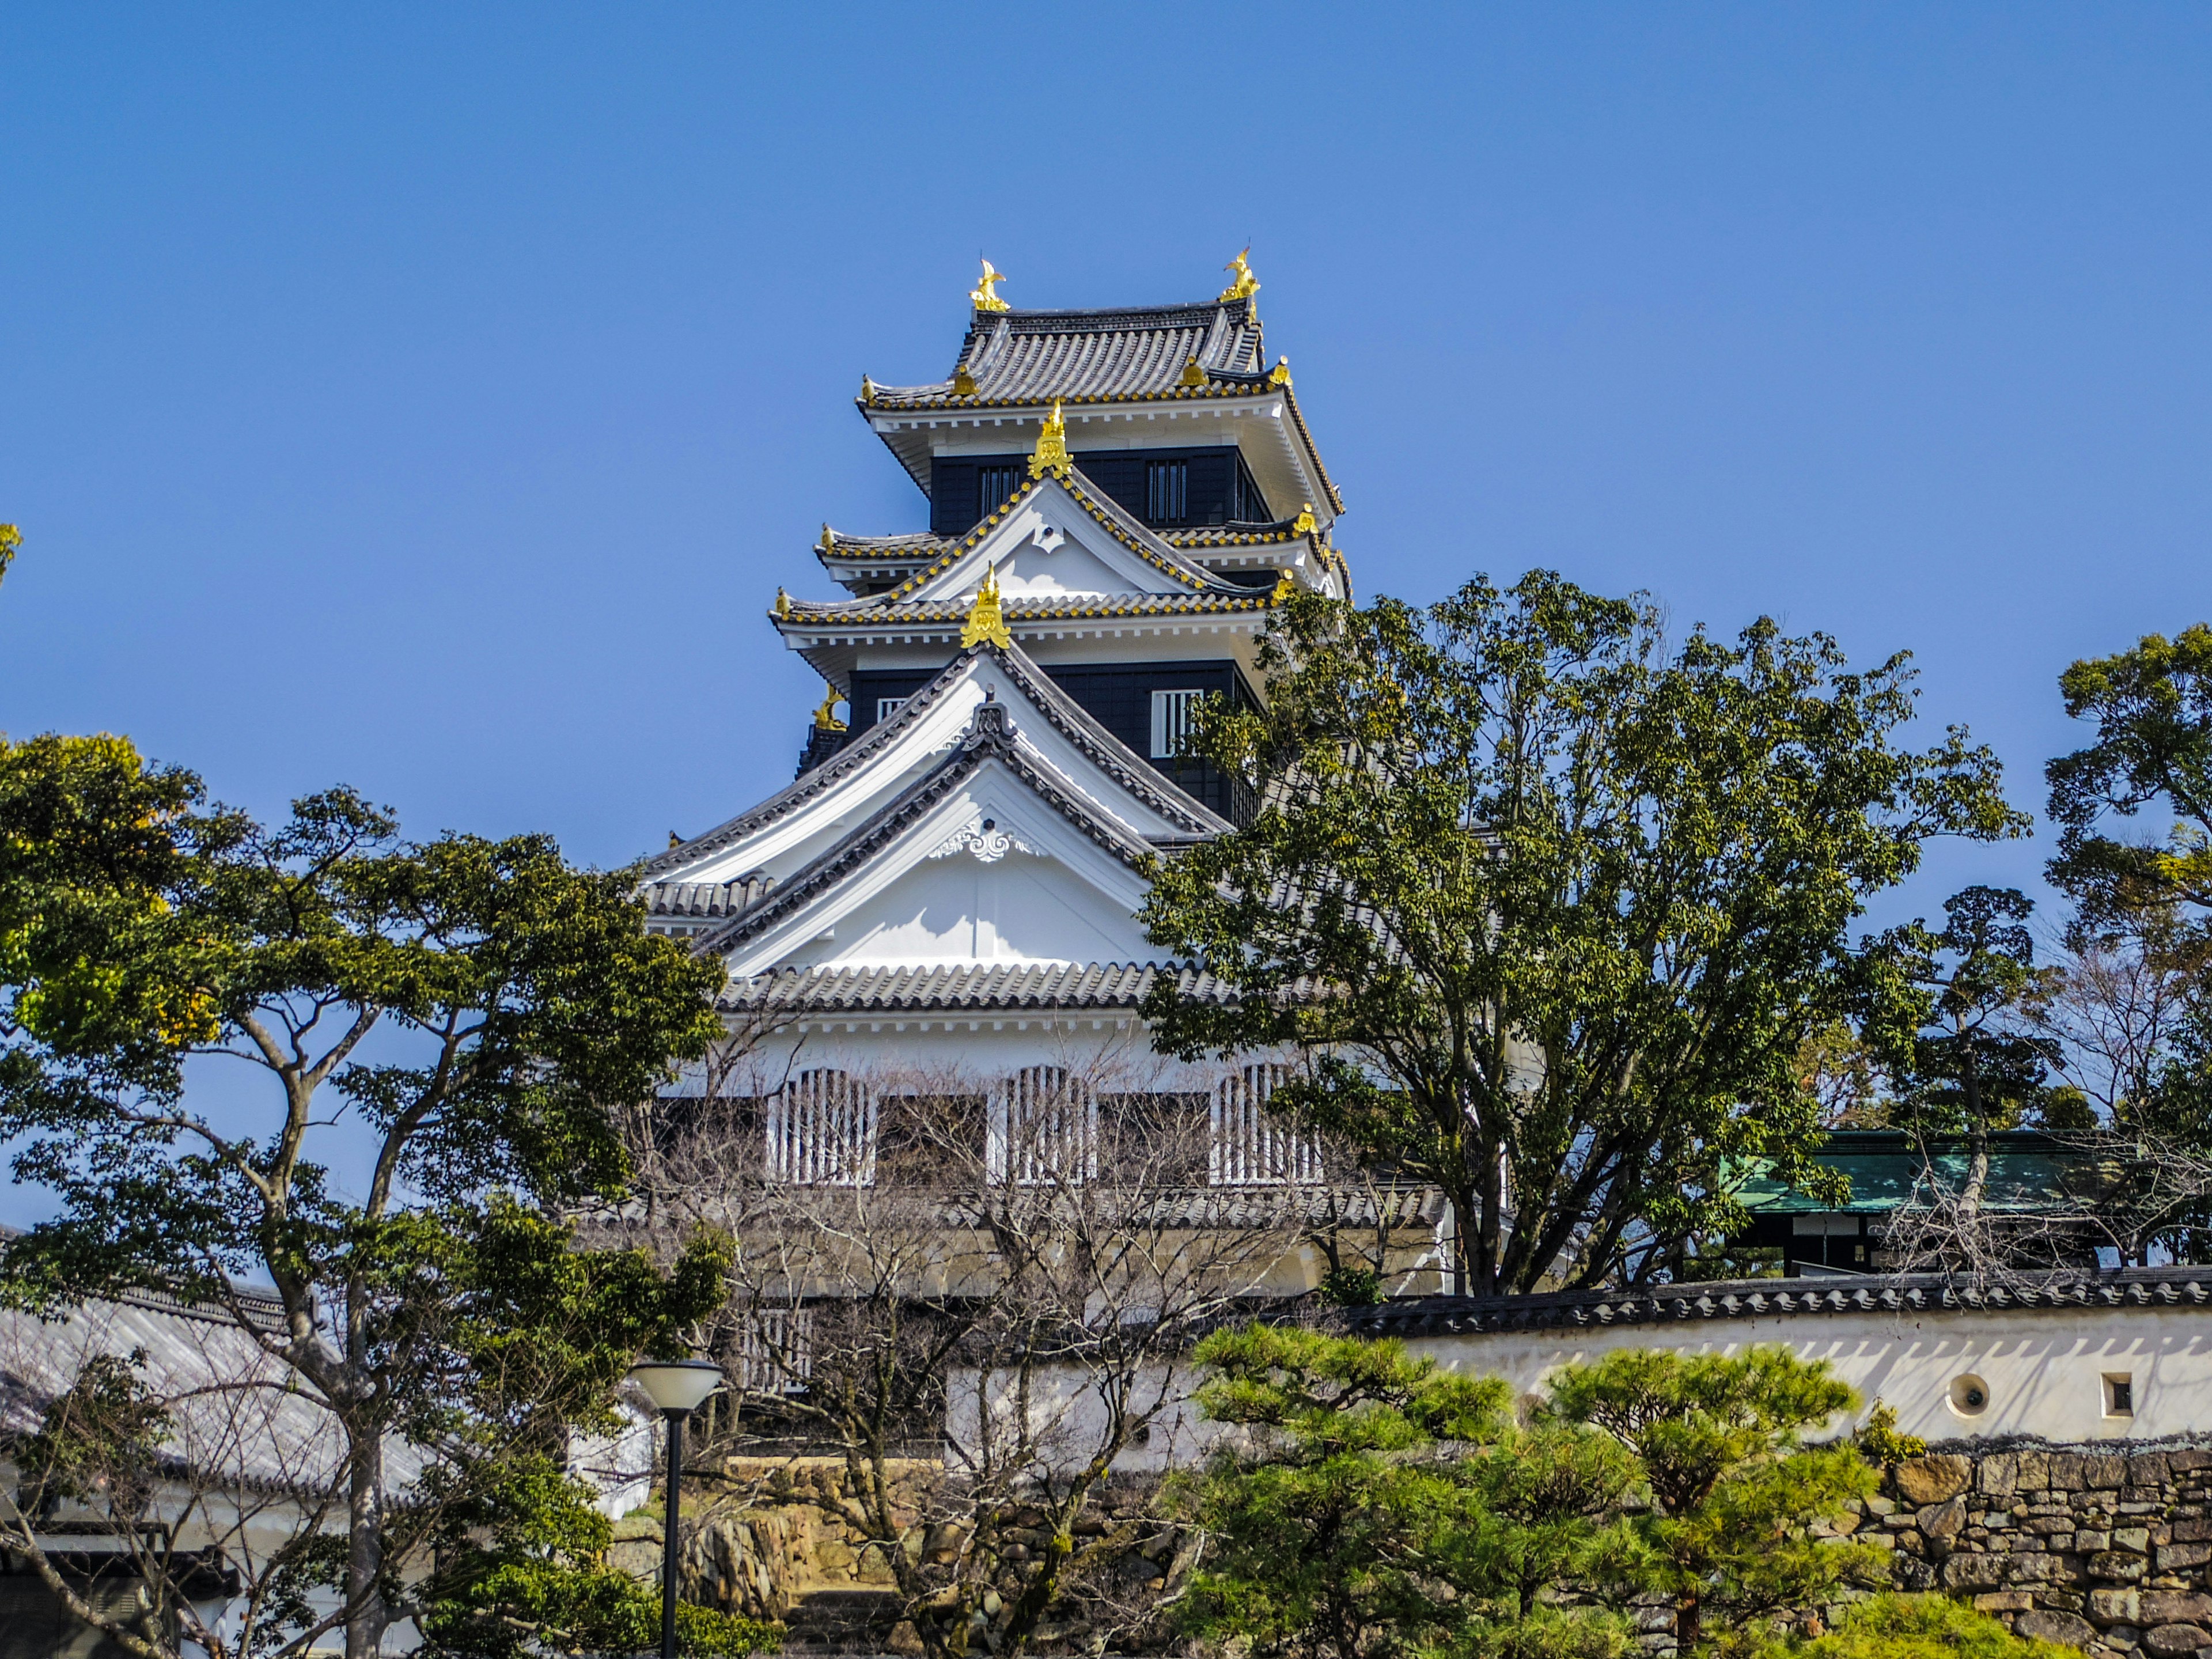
[1403,1305,2212,1444]
[684,1017,1210,1099]
[775,844,1154,972]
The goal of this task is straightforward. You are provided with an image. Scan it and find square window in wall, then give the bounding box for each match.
[877,697,909,724]
[2104,1373,2135,1416]
[1151,689,1203,759]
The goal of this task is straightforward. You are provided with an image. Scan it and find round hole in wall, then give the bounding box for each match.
[1950,1374,1990,1416]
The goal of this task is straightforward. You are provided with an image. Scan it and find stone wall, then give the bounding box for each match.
[615,1457,1190,1652]
[638,1442,2212,1655]
[1849,1443,2212,1656]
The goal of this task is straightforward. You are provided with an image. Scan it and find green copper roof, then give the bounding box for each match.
[1732,1131,2115,1216]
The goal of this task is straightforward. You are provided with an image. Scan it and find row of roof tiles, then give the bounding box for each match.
[858,296,1343,515]
[866,298,1270,410]
[1339,1265,2212,1337]
[715,960,1238,1012]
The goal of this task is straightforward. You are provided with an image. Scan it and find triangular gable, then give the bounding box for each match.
[919,491,1156,603]
[701,704,1163,978]
[893,467,1240,608]
[646,641,1228,897]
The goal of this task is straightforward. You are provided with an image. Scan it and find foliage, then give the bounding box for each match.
[1314,1265,1385,1306]
[2042,624,2212,1252]
[1174,1325,1631,1659]
[1784,1593,2074,1659]
[0,734,732,1658]
[1142,571,2022,1294]
[13,1348,172,1520]
[421,1454,779,1658]
[0,521,17,587]
[1850,1402,1925,1468]
[1868,887,2076,1141]
[1543,1346,1883,1656]
[2047,622,2212,922]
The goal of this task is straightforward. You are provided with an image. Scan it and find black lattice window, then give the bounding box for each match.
[978,465,1021,518]
[1146,460,1188,525]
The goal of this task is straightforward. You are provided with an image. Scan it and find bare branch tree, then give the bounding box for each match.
[618,1037,1420,1659]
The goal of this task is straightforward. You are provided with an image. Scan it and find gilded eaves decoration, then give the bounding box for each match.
[961,566,1013,650]
[1028,400,1072,480]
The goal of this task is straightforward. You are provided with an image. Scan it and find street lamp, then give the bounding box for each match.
[627,1358,723,1659]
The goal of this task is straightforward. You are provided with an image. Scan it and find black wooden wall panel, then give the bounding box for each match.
[929,448,1266,535]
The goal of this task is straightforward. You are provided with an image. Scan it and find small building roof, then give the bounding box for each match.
[1732,1130,2116,1217]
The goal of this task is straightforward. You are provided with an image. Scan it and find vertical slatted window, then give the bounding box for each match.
[1150,689,1204,759]
[992,1066,1096,1185]
[766,1070,876,1185]
[978,465,1021,518]
[876,696,909,724]
[734,1305,815,1393]
[1146,460,1188,524]
[1212,1065,1323,1186]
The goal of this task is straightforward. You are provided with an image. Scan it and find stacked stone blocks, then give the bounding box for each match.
[1853,1445,2212,1656]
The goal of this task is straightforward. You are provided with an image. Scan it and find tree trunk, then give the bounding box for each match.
[1677,1589,1700,1654]
[345,1429,386,1659]
[1959,1050,1990,1230]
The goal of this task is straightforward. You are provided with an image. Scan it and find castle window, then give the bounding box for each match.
[1146,460,1188,524]
[993,1066,1095,1185]
[734,1304,815,1394]
[1212,1065,1323,1186]
[766,1070,876,1185]
[1150,689,1204,759]
[979,465,1021,518]
[876,697,909,724]
[2105,1373,2135,1416]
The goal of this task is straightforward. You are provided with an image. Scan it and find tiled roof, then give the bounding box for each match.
[1153,1184,1448,1232]
[1338,1265,2212,1339]
[867,298,1267,410]
[644,639,1228,881]
[781,589,1279,627]
[646,874,773,919]
[719,960,1234,1013]
[1164,519,1307,548]
[857,297,1344,516]
[816,530,955,565]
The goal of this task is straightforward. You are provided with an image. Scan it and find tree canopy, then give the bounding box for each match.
[0,734,732,1657]
[1142,571,2022,1294]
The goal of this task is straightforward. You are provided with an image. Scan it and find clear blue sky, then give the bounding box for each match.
[5,6,2210,918]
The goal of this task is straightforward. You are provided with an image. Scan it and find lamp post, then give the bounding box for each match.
[626,1358,723,1659]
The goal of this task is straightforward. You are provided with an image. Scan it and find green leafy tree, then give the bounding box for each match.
[421,1453,778,1657]
[2047,622,2212,923]
[0,733,733,1657]
[1175,1325,1633,1659]
[1786,1593,2074,1659]
[1142,573,2024,1294]
[0,521,18,586]
[1868,887,2082,1235]
[2043,624,2212,1253]
[1543,1346,1883,1657]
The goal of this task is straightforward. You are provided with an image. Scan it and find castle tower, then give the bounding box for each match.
[635,259,1411,1255]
